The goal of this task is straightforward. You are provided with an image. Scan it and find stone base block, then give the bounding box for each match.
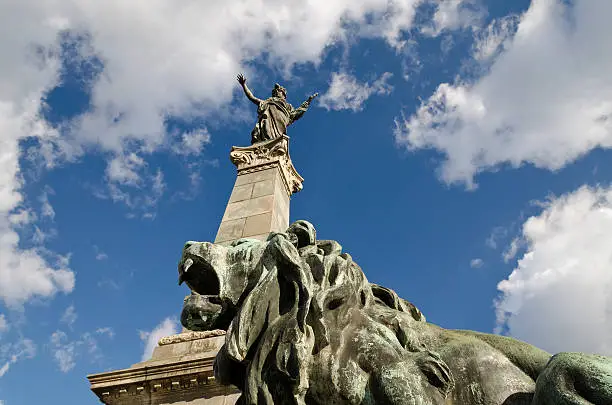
[88,331,239,405]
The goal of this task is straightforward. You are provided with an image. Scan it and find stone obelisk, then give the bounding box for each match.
[215,136,303,245]
[87,76,315,405]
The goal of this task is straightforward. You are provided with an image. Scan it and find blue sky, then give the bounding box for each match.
[2,0,612,404]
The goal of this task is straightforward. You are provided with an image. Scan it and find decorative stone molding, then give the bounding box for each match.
[88,352,239,404]
[230,136,304,195]
[158,330,226,346]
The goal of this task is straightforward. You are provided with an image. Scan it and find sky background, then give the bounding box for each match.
[2,0,612,404]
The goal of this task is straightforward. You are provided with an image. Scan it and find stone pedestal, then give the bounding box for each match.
[88,136,305,404]
[215,136,303,245]
[87,331,239,405]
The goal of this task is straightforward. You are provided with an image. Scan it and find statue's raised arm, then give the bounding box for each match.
[237,74,262,106]
[237,74,318,144]
[290,92,318,125]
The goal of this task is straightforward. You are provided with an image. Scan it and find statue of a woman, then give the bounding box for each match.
[237,74,318,144]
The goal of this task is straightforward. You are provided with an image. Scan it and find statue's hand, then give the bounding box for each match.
[237,73,247,86]
[307,92,319,102]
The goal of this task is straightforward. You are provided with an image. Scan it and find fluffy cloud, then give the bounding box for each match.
[49,328,111,373]
[172,129,211,156]
[49,331,76,372]
[421,0,484,37]
[0,234,74,307]
[471,14,519,62]
[105,153,146,187]
[495,186,612,355]
[0,338,36,378]
[0,0,478,310]
[139,317,178,361]
[319,72,393,112]
[395,0,612,188]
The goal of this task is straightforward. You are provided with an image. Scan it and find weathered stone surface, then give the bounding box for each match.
[251,179,274,198]
[214,136,300,246]
[179,220,612,405]
[214,218,245,244]
[158,330,225,346]
[228,184,253,203]
[222,194,274,222]
[236,73,317,144]
[234,169,276,187]
[242,212,273,237]
[230,136,303,195]
[87,334,239,405]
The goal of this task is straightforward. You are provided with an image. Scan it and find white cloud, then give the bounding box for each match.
[395,0,612,188]
[0,0,477,310]
[105,153,145,187]
[139,317,178,361]
[100,162,166,219]
[39,188,55,220]
[469,258,483,268]
[421,0,484,37]
[472,14,519,62]
[173,129,211,156]
[0,86,74,308]
[0,237,74,307]
[495,186,612,355]
[49,329,111,372]
[502,238,522,263]
[0,338,36,378]
[49,331,76,372]
[60,305,77,327]
[319,72,393,112]
[8,209,36,227]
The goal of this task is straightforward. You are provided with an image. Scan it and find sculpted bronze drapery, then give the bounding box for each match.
[237,74,318,144]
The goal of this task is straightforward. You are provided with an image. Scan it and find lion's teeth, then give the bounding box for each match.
[178,258,194,285]
[183,258,193,273]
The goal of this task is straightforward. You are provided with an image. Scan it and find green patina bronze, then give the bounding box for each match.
[237,74,318,144]
[178,220,612,405]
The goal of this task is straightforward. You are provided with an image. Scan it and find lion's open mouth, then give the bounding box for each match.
[178,256,221,297]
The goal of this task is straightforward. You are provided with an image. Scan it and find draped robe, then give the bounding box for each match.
[251,96,310,144]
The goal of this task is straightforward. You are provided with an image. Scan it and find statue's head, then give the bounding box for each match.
[272,83,287,99]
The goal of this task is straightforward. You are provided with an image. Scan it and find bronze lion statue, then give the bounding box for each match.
[178,220,612,405]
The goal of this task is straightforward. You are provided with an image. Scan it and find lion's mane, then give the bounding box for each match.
[213,233,425,405]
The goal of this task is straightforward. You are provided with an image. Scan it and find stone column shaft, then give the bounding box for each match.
[214,136,303,245]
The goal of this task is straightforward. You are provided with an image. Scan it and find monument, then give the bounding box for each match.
[87,75,316,405]
[88,75,612,405]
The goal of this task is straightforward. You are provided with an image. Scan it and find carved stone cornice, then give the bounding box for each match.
[158,330,225,346]
[230,136,304,195]
[88,357,239,405]
[88,333,238,404]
